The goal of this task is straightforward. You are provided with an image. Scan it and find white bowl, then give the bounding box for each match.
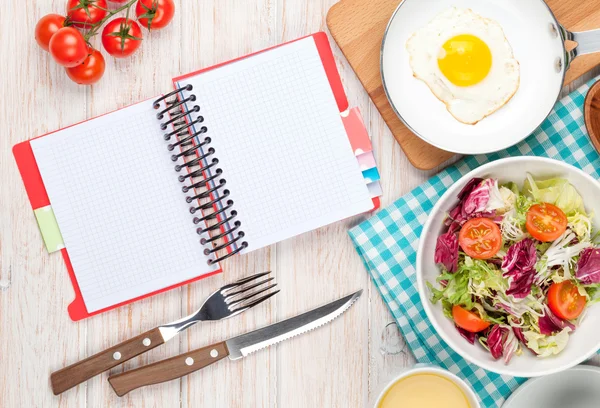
[416,157,600,377]
[373,364,480,407]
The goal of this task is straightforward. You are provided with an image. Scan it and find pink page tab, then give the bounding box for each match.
[341,107,373,156]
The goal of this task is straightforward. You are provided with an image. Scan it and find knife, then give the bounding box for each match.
[108,289,362,396]
[50,272,278,395]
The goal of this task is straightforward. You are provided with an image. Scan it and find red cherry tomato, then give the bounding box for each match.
[458,217,502,259]
[66,0,108,29]
[101,18,143,58]
[35,14,66,51]
[547,281,586,320]
[66,48,105,85]
[452,305,491,333]
[526,203,568,242]
[136,0,175,30]
[49,27,88,67]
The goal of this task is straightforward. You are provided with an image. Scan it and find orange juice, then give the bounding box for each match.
[378,373,471,408]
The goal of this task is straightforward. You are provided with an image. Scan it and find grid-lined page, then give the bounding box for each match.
[177,36,374,251]
[30,100,217,313]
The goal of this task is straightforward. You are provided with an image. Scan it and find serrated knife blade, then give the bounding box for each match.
[226,289,362,359]
[107,290,363,396]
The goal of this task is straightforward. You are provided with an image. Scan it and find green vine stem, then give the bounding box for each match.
[82,0,138,43]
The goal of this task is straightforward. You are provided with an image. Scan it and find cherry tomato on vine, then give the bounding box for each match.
[66,48,105,85]
[35,14,66,51]
[136,0,175,30]
[66,0,109,29]
[49,27,89,67]
[102,18,143,58]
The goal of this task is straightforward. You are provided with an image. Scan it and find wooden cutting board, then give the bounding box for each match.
[326,0,600,170]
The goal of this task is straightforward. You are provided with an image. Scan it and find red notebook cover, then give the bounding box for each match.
[13,32,378,321]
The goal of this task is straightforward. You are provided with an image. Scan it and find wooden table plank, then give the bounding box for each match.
[82,2,188,407]
[178,1,278,407]
[1,1,87,407]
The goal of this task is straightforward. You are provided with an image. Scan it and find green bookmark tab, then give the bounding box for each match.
[34,205,65,253]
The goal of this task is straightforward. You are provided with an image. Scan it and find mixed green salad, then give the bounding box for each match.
[428,175,600,364]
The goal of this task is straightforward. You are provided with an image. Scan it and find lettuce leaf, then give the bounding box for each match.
[428,257,507,312]
[523,327,572,357]
[524,174,586,215]
[486,181,516,214]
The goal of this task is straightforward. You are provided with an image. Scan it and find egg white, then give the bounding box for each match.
[406,7,520,125]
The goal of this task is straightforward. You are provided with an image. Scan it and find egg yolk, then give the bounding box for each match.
[437,34,492,87]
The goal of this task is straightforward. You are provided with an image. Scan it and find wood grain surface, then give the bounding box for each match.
[0,1,599,407]
[326,0,600,170]
[108,342,230,397]
[50,327,165,395]
[585,81,600,154]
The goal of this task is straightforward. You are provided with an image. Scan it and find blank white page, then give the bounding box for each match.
[31,100,218,313]
[177,36,374,252]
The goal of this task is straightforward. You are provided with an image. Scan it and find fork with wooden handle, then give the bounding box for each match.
[50,271,278,395]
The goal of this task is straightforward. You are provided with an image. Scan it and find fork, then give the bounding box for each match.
[50,271,278,395]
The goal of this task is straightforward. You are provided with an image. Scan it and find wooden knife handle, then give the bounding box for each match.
[50,327,165,395]
[108,342,229,397]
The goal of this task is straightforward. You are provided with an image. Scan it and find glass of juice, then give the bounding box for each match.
[374,365,480,408]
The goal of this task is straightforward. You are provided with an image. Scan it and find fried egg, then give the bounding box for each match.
[406,7,520,124]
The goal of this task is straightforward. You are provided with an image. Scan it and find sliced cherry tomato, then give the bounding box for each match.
[66,0,108,29]
[136,0,175,30]
[526,203,567,242]
[547,281,586,320]
[452,305,491,333]
[35,14,66,52]
[66,48,105,85]
[102,18,143,58]
[458,217,502,259]
[49,27,88,67]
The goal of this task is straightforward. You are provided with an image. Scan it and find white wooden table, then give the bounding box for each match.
[1,1,599,407]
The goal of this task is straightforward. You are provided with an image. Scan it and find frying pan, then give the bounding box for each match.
[381,0,600,155]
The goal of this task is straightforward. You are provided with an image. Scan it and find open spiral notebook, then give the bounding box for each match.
[13,33,382,320]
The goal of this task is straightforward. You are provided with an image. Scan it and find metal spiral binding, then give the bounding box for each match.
[153,86,248,265]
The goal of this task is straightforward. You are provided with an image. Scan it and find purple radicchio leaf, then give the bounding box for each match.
[434,232,459,272]
[576,247,600,284]
[501,238,538,299]
[512,327,526,344]
[455,325,477,344]
[445,178,484,230]
[502,329,519,364]
[457,178,484,200]
[539,306,576,335]
[461,179,493,219]
[487,325,507,360]
[495,302,515,315]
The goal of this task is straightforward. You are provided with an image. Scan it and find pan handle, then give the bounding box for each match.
[560,26,600,69]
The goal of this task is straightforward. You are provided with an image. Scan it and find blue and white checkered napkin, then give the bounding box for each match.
[349,76,600,407]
